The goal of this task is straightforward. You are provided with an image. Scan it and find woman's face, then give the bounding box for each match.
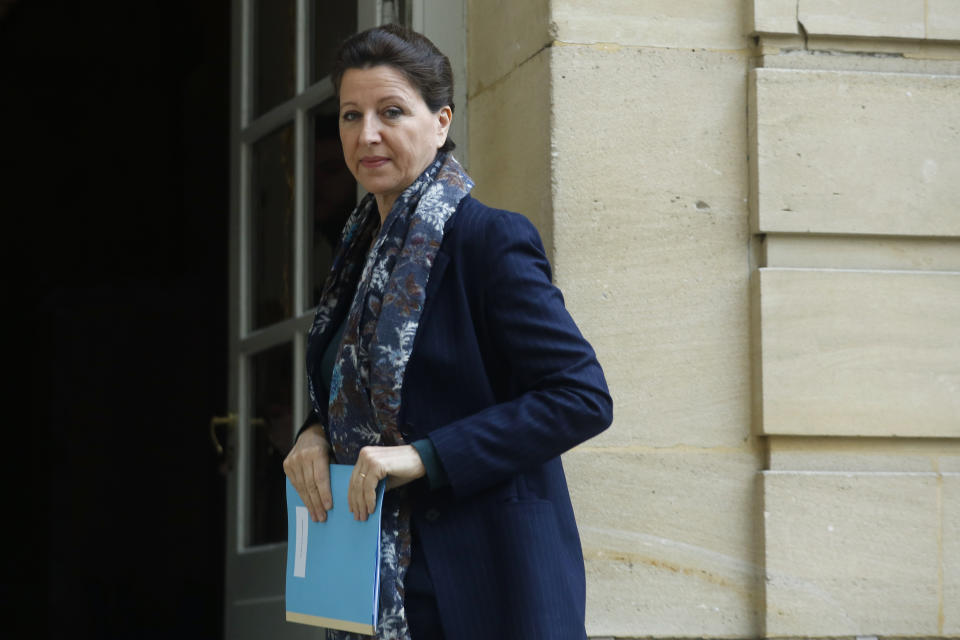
[338,65,451,217]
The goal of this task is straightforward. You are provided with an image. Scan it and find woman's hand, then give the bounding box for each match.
[282,424,333,522]
[349,445,426,521]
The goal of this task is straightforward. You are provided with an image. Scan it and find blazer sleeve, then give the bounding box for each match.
[427,210,613,499]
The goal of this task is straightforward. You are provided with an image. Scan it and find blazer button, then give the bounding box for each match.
[424,508,440,522]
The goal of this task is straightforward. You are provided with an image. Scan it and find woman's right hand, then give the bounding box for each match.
[282,424,333,522]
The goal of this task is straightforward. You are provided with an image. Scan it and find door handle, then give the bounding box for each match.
[209,413,267,455]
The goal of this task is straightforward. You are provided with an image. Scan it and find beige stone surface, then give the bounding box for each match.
[807,35,960,58]
[928,0,960,41]
[763,234,960,271]
[565,448,762,637]
[466,0,550,96]
[550,44,753,449]
[420,0,468,165]
[467,49,552,249]
[945,473,960,634]
[768,436,960,472]
[760,47,960,74]
[756,33,960,60]
[751,68,960,236]
[552,0,750,50]
[798,0,925,39]
[755,33,807,57]
[750,0,800,35]
[758,268,960,437]
[763,471,941,637]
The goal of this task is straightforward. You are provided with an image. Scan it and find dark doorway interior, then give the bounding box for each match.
[4,1,230,638]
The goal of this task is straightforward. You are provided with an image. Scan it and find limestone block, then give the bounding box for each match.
[750,68,960,236]
[945,473,960,634]
[928,0,960,41]
[468,49,552,246]
[466,0,549,95]
[750,0,800,35]
[550,44,753,449]
[552,0,750,50]
[768,436,960,472]
[758,268,960,437]
[760,35,960,63]
[760,47,960,75]
[419,0,467,163]
[805,35,960,59]
[763,235,960,271]
[763,471,941,637]
[565,448,762,637]
[798,0,925,40]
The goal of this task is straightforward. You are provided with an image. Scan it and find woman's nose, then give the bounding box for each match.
[359,115,381,145]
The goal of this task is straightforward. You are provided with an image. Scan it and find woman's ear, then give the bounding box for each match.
[436,106,452,147]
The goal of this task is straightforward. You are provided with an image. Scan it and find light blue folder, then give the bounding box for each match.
[285,465,385,635]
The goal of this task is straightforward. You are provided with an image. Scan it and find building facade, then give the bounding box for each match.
[222,1,958,638]
[467,1,959,638]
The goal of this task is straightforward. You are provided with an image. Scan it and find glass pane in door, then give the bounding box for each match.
[310,99,356,305]
[249,343,293,546]
[312,0,357,83]
[254,0,296,116]
[250,124,295,330]
[380,0,409,27]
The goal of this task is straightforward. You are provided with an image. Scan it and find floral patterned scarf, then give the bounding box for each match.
[306,152,473,640]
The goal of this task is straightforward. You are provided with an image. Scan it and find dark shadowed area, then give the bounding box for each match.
[3,1,230,637]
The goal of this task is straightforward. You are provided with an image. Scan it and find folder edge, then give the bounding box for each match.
[286,610,375,635]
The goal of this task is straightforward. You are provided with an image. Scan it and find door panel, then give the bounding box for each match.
[250,125,295,330]
[312,3,358,84]
[253,0,296,116]
[249,341,294,546]
[310,98,355,306]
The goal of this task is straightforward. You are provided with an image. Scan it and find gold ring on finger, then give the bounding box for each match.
[359,473,367,479]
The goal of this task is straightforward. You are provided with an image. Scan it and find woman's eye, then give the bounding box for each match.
[383,107,403,119]
[341,111,359,122]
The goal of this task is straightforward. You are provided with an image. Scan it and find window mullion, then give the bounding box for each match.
[293,107,308,318]
[240,0,253,128]
[296,0,309,93]
[292,331,307,445]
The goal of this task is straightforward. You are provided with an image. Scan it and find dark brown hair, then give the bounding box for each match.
[332,24,455,152]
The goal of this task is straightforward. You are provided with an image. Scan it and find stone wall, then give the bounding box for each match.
[466,0,959,637]
[751,1,960,636]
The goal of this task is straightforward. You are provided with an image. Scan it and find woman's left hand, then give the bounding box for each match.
[349,445,426,521]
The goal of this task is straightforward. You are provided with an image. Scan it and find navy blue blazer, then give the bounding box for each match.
[311,195,612,639]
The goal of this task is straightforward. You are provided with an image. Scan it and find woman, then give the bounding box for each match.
[283,24,612,640]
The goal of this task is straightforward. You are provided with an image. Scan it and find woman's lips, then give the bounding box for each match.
[360,156,389,168]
